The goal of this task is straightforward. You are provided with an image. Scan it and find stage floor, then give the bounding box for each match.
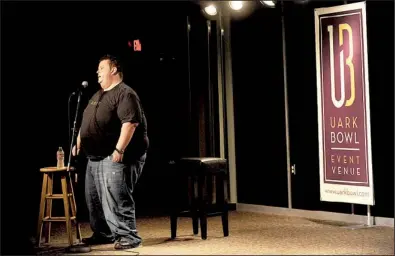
[35,211,393,255]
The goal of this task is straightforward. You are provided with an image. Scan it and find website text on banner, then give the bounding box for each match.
[314,1,374,205]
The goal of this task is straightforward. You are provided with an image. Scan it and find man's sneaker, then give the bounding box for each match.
[114,237,142,250]
[82,235,115,245]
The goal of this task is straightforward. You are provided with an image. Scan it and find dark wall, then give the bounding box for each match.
[231,6,289,207]
[232,0,394,218]
[1,1,214,254]
[362,0,394,218]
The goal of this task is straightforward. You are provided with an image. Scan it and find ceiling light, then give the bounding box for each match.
[229,1,243,11]
[260,0,276,7]
[204,5,217,16]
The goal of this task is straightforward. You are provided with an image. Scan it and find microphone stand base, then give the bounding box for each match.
[66,243,92,254]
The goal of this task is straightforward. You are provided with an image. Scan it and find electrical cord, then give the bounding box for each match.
[91,248,140,255]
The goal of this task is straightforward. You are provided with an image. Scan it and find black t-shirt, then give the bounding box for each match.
[80,82,149,162]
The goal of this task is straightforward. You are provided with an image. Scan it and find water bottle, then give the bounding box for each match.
[57,147,65,168]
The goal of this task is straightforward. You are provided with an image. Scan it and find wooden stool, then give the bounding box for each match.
[170,157,229,240]
[36,167,82,247]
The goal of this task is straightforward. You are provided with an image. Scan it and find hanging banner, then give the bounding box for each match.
[314,2,374,205]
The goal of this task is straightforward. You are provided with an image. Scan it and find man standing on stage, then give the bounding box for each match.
[73,54,149,250]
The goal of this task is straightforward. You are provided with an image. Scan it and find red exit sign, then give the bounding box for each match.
[128,40,142,51]
[134,39,141,51]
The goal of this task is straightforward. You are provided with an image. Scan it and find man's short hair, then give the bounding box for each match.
[99,54,123,79]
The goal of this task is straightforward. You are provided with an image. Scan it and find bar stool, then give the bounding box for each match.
[170,157,229,240]
[36,166,82,247]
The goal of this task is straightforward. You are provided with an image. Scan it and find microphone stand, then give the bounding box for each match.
[67,89,82,176]
[66,89,91,253]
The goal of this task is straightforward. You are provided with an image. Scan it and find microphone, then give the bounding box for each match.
[72,81,88,95]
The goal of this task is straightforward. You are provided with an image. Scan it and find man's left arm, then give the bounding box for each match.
[113,91,143,162]
[112,122,138,162]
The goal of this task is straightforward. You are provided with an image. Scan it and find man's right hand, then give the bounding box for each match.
[72,145,80,156]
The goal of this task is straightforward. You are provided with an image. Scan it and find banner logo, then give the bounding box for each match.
[328,23,355,108]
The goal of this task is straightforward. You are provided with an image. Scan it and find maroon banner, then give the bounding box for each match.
[315,2,374,205]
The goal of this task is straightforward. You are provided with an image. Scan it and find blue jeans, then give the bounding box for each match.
[85,153,146,245]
